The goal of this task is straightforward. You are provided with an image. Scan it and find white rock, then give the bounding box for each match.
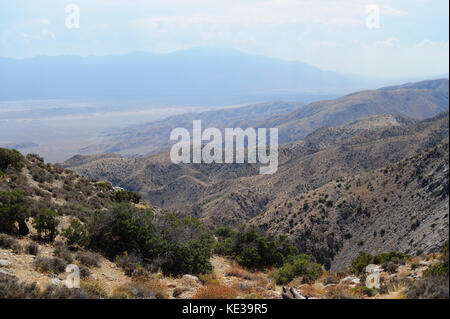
[51,278,62,286]
[0,259,11,267]
[340,276,360,285]
[182,274,199,282]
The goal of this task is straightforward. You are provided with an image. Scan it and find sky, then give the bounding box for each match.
[0,0,448,78]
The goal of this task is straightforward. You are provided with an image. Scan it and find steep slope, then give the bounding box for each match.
[251,141,449,270]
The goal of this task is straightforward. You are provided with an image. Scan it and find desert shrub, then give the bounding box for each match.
[112,278,167,299]
[321,274,339,285]
[53,242,73,263]
[199,273,219,285]
[39,285,91,299]
[33,257,67,274]
[0,148,24,172]
[0,190,31,235]
[214,225,299,270]
[61,220,89,247]
[0,274,40,299]
[423,240,449,278]
[0,233,22,253]
[32,208,59,242]
[405,276,449,299]
[79,265,91,278]
[88,203,214,276]
[115,251,144,277]
[88,203,157,258]
[26,242,39,256]
[76,251,101,267]
[274,254,323,284]
[352,286,377,297]
[382,261,399,273]
[26,153,44,162]
[193,284,240,299]
[111,190,141,204]
[225,264,259,281]
[351,251,410,274]
[0,233,18,249]
[80,279,108,299]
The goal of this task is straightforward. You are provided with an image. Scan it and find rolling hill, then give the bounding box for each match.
[80,79,449,156]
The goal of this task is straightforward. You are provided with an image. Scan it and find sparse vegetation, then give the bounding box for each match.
[351,251,410,274]
[32,208,59,242]
[274,254,323,284]
[0,190,30,235]
[61,220,89,247]
[88,202,214,275]
[214,226,298,270]
[33,257,67,274]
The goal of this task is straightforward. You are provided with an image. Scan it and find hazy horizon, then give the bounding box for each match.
[1,0,448,78]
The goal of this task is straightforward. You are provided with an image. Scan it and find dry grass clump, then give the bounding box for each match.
[193,283,240,299]
[111,277,168,299]
[53,242,73,263]
[33,256,67,274]
[76,251,101,267]
[0,234,22,254]
[199,273,219,285]
[0,274,40,299]
[324,284,355,299]
[26,242,40,256]
[80,278,108,299]
[226,263,260,281]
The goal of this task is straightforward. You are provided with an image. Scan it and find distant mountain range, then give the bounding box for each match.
[81,79,449,155]
[0,47,368,106]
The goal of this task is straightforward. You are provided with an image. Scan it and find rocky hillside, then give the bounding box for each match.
[63,112,449,271]
[251,141,449,270]
[0,146,448,299]
[64,112,449,226]
[263,78,449,144]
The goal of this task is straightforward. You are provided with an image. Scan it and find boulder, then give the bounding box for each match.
[51,278,62,286]
[0,259,11,267]
[340,276,360,286]
[182,274,199,282]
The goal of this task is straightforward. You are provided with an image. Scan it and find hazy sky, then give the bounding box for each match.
[0,0,448,78]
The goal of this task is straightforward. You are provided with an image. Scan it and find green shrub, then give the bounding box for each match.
[352,286,377,297]
[423,240,449,278]
[32,208,59,242]
[115,251,144,277]
[0,190,31,235]
[111,190,141,204]
[0,148,24,172]
[214,225,299,270]
[351,251,410,274]
[275,254,323,284]
[61,220,89,247]
[88,203,214,276]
